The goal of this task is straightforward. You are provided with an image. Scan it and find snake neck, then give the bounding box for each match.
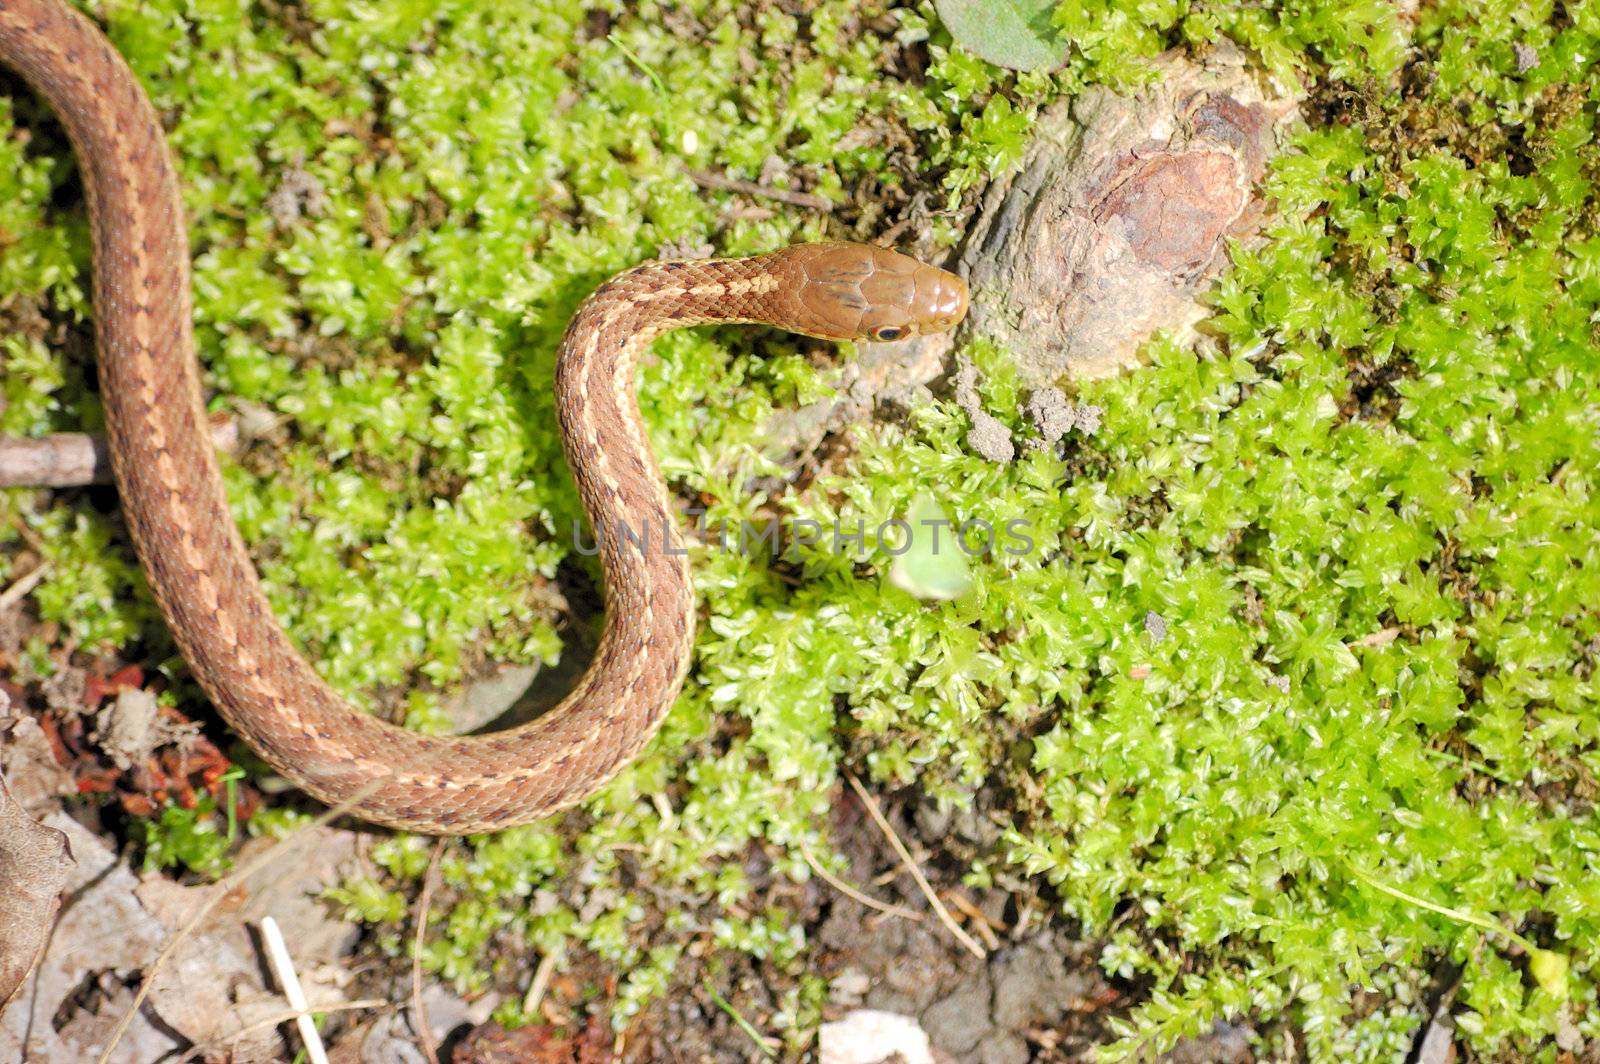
[552,256,785,573]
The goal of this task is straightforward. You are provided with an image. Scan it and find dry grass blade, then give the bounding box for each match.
[844,771,985,959]
[799,843,924,923]
[411,837,447,1064]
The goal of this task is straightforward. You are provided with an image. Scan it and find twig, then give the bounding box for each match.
[799,844,924,923]
[520,945,562,1019]
[6,512,46,553]
[261,915,329,1064]
[844,771,986,959]
[410,838,447,1064]
[0,418,239,488]
[0,559,51,612]
[684,168,834,212]
[96,780,386,1064]
[944,890,1004,950]
[177,998,389,1063]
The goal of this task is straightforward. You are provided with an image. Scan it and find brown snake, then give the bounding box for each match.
[0,0,968,832]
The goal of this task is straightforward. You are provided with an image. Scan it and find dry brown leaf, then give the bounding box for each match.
[453,1016,613,1064]
[0,773,73,1009]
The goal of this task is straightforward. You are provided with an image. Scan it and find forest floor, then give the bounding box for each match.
[3,1,1599,1062]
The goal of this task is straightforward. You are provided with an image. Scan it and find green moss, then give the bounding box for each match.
[136,795,233,879]
[4,0,1599,1057]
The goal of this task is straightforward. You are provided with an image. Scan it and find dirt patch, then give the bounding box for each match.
[951,356,1017,463]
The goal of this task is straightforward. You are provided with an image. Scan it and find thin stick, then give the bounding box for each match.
[944,890,1003,950]
[684,168,834,212]
[844,772,985,959]
[520,946,562,1019]
[95,780,385,1064]
[799,844,924,923]
[0,418,239,488]
[0,559,51,611]
[410,838,447,1064]
[261,915,329,1064]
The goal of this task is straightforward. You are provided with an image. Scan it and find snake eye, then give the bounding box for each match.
[871,325,905,342]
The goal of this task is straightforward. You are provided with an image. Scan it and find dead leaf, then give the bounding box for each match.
[1,814,178,1062]
[0,810,325,1062]
[454,1016,613,1064]
[0,773,73,1009]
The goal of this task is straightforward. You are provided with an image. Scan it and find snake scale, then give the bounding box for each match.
[0,0,969,833]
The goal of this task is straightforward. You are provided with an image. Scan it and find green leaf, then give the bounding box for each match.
[935,0,1069,71]
[888,495,975,601]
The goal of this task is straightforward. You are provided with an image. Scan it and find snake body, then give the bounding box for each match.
[0,0,968,833]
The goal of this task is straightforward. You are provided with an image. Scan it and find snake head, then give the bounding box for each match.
[768,242,969,343]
